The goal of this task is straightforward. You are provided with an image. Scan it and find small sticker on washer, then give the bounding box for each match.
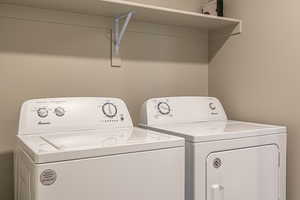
[40,169,57,186]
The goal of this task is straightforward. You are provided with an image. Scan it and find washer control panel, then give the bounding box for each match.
[140,97,227,125]
[35,106,65,119]
[19,98,133,135]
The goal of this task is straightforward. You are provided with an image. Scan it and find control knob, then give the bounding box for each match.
[209,102,216,110]
[37,108,48,118]
[157,102,171,115]
[102,103,117,118]
[54,107,65,117]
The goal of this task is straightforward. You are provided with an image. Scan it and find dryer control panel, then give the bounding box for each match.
[18,98,133,135]
[140,97,227,125]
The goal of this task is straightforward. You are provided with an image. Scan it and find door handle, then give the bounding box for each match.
[211,184,224,200]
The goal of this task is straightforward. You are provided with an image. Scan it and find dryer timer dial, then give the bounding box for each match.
[157,102,171,115]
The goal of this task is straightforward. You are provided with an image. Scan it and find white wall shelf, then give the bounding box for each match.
[2,0,242,32]
[1,0,242,67]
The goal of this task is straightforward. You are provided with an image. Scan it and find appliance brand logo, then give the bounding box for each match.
[38,121,51,125]
[40,169,57,186]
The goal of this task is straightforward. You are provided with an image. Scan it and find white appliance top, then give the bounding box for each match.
[17,97,184,163]
[139,97,286,142]
[142,120,286,142]
[17,127,183,163]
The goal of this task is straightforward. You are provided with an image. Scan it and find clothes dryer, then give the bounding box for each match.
[140,96,286,200]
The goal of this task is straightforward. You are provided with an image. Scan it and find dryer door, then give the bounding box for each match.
[206,145,279,200]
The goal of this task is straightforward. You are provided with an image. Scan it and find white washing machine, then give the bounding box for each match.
[15,97,185,200]
[140,96,286,200]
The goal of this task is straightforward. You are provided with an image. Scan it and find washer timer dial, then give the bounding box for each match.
[102,103,117,118]
[157,102,171,115]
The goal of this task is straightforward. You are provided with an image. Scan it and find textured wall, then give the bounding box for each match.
[209,0,300,199]
[0,1,208,199]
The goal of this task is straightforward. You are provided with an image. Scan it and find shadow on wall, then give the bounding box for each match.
[209,26,237,62]
[0,152,14,200]
[0,16,207,65]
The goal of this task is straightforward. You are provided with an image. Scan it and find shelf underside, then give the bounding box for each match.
[0,0,241,31]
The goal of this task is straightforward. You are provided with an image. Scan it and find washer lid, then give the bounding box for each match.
[143,120,286,142]
[17,127,184,163]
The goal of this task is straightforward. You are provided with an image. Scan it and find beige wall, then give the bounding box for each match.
[209,0,300,200]
[0,1,208,199]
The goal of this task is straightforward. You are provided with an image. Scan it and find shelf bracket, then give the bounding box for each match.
[111,11,134,67]
[231,21,242,36]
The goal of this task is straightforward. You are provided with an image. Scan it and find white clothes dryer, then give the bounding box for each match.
[140,96,286,200]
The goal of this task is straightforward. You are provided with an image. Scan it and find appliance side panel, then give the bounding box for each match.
[185,141,192,200]
[15,148,35,200]
[279,134,287,200]
[34,147,185,200]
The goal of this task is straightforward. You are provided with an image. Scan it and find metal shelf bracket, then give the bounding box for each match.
[111,11,134,67]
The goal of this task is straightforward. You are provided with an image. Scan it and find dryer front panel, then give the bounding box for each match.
[206,145,279,200]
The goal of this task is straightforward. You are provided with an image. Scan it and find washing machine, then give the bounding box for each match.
[15,97,185,200]
[139,96,286,200]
